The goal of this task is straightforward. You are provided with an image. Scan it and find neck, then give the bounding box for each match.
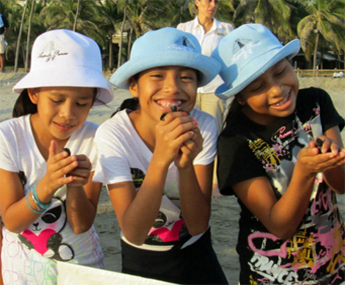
[197,15,214,33]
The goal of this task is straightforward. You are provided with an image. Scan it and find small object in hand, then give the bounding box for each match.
[315,138,329,153]
[61,147,71,156]
[160,112,168,121]
[170,105,178,112]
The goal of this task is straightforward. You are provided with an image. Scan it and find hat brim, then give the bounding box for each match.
[215,39,300,99]
[13,66,114,106]
[110,50,221,89]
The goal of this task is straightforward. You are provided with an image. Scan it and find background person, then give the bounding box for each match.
[177,0,234,196]
[0,13,9,73]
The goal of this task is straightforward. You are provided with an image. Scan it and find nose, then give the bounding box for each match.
[267,85,282,97]
[59,102,76,120]
[163,74,180,95]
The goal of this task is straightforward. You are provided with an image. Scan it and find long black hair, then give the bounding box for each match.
[12,90,37,118]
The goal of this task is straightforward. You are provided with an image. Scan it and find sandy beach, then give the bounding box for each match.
[0,73,344,284]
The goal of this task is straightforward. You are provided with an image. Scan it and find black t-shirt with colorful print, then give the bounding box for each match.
[218,88,345,284]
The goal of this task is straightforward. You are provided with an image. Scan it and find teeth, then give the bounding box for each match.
[272,95,288,107]
[159,101,182,108]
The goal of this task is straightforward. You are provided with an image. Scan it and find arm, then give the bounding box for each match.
[66,171,102,234]
[233,136,345,240]
[108,112,198,245]
[0,141,92,233]
[177,127,212,236]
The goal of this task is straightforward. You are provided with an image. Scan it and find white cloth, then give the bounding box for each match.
[0,115,104,285]
[177,17,234,93]
[93,109,217,250]
[57,262,177,285]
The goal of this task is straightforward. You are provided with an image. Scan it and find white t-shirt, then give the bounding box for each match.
[93,109,217,250]
[0,115,104,284]
[177,17,234,93]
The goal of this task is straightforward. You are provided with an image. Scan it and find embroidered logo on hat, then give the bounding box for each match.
[38,41,68,62]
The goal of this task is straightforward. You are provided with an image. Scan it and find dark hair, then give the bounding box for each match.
[223,97,242,129]
[12,90,37,118]
[111,98,139,118]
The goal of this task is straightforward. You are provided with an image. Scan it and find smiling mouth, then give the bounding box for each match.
[156,100,183,110]
[270,93,290,107]
[55,122,74,131]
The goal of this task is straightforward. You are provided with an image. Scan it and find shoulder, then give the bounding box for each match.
[215,18,234,33]
[296,87,332,108]
[96,110,130,139]
[191,108,217,129]
[0,116,27,133]
[78,121,98,136]
[177,19,195,31]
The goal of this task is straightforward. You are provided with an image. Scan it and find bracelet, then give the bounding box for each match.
[25,193,45,214]
[31,183,52,211]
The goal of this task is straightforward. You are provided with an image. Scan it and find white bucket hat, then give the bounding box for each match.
[212,24,300,99]
[13,29,114,105]
[110,27,221,89]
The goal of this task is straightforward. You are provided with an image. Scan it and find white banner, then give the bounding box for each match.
[57,262,177,285]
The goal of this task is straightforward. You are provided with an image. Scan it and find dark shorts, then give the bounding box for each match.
[121,228,228,284]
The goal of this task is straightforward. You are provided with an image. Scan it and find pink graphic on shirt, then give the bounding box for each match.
[149,220,185,242]
[21,229,56,255]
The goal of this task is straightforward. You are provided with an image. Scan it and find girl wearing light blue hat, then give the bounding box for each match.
[212,23,345,284]
[93,27,228,284]
[0,29,114,284]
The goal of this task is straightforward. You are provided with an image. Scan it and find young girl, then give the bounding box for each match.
[212,23,345,284]
[93,27,228,284]
[0,29,114,284]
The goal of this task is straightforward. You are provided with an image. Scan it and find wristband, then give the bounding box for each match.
[26,193,45,214]
[31,183,52,211]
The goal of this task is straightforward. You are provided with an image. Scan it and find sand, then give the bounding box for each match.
[0,73,344,284]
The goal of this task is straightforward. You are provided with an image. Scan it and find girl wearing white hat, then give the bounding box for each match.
[213,23,345,284]
[0,29,114,284]
[93,27,228,284]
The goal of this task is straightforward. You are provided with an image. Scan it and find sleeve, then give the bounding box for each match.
[0,122,19,173]
[316,88,345,132]
[193,111,217,165]
[217,129,266,196]
[93,121,133,185]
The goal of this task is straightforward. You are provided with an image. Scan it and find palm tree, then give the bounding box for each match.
[15,0,28,72]
[40,0,102,42]
[25,0,35,72]
[297,0,345,70]
[234,0,294,43]
[97,0,123,70]
[73,0,81,32]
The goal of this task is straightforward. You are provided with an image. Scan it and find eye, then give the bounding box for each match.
[51,99,62,104]
[250,83,263,92]
[276,67,286,76]
[76,102,88,107]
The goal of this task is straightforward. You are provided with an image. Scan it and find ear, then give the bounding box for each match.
[128,78,139,98]
[235,95,245,106]
[27,88,39,104]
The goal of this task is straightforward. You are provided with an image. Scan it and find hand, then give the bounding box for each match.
[154,111,198,167]
[65,154,92,187]
[296,138,345,176]
[175,124,203,169]
[40,141,80,194]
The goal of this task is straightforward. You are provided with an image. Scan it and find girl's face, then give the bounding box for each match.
[129,66,198,123]
[195,0,218,19]
[237,59,299,125]
[28,86,95,143]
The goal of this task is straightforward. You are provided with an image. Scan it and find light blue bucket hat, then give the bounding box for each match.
[212,24,300,99]
[110,27,221,89]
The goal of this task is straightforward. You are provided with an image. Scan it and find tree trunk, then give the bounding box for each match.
[14,0,28,72]
[117,0,127,68]
[313,31,319,73]
[73,0,81,32]
[127,27,133,60]
[25,0,35,72]
[108,35,113,70]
